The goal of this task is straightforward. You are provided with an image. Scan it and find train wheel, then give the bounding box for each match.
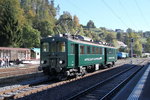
[43,68,50,75]
[100,64,107,69]
[111,61,115,67]
[57,74,68,81]
[112,61,115,66]
[81,68,87,76]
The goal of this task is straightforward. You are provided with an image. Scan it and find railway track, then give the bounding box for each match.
[67,65,143,100]
[67,59,149,100]
[0,76,49,100]
[0,58,148,100]
[0,59,132,100]
[0,58,133,79]
[0,76,85,100]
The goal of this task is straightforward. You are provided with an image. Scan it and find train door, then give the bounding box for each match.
[75,44,79,67]
[104,48,107,64]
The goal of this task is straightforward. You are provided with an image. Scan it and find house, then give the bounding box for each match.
[116,41,127,48]
[142,53,150,58]
[31,48,40,59]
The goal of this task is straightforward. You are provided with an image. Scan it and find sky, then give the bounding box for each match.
[54,0,150,32]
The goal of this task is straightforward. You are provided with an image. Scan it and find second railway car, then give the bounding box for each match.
[0,47,30,61]
[40,34,117,80]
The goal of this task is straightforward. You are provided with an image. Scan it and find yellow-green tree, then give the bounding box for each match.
[127,32,142,56]
[20,0,56,37]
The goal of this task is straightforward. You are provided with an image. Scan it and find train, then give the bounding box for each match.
[39,34,117,80]
[117,52,129,59]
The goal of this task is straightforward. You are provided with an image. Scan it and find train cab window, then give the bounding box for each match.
[71,44,75,54]
[58,42,66,52]
[80,45,85,54]
[51,42,57,52]
[87,46,90,54]
[92,47,95,54]
[42,42,49,52]
[96,47,99,54]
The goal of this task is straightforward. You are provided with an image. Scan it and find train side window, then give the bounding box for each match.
[108,49,110,54]
[92,47,95,54]
[99,48,102,54]
[111,49,113,54]
[80,45,85,54]
[87,46,90,54]
[42,42,49,52]
[108,49,112,54]
[71,44,75,54]
[96,47,99,54]
[58,42,66,52]
[102,48,104,55]
[112,49,114,54]
[114,49,116,54]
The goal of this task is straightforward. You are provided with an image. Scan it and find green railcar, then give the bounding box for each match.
[39,35,117,80]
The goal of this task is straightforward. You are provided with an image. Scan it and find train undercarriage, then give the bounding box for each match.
[42,61,115,81]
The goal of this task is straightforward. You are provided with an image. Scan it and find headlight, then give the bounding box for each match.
[59,60,63,64]
[41,60,47,64]
[41,60,44,64]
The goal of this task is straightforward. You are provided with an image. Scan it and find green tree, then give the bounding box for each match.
[126,28,133,33]
[33,20,54,37]
[133,40,142,56]
[116,32,123,41]
[126,32,143,56]
[0,0,25,47]
[87,20,96,29]
[105,32,116,43]
[57,11,74,34]
[22,25,40,48]
[145,38,150,53]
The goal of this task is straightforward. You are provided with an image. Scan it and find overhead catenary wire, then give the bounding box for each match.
[58,0,92,21]
[118,0,138,30]
[58,0,106,27]
[134,0,150,29]
[102,0,129,29]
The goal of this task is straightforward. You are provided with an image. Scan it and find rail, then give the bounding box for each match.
[66,66,144,100]
[66,59,148,100]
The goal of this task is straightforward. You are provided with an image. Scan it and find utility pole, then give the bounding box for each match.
[130,38,134,64]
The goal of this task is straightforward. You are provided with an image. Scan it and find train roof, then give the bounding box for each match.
[0,47,30,51]
[68,38,116,49]
[42,34,117,49]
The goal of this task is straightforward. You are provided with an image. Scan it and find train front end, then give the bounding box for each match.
[40,36,67,78]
